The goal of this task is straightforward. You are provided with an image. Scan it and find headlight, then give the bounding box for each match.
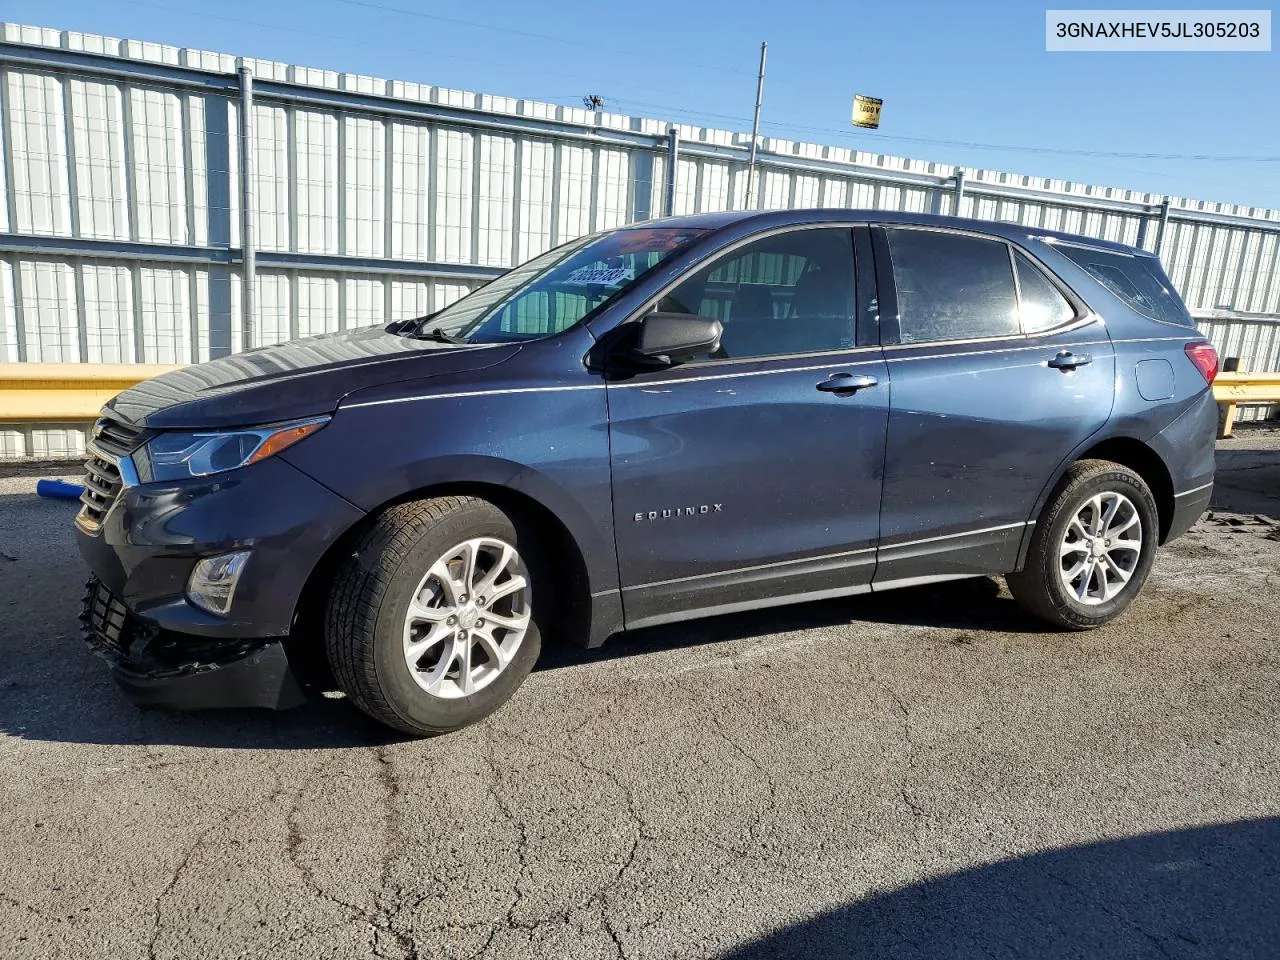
[135,417,329,482]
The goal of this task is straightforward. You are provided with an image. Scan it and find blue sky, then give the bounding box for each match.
[10,0,1279,208]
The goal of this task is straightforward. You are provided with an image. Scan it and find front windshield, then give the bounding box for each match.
[419,226,709,343]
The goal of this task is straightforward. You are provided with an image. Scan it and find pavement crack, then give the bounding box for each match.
[884,687,927,834]
[705,712,779,855]
[148,769,285,960]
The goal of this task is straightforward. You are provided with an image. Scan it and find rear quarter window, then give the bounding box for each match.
[1057,246,1193,327]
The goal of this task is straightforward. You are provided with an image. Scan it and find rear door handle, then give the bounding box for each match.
[1048,351,1092,371]
[816,372,879,395]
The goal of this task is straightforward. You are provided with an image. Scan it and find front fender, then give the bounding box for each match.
[280,380,617,594]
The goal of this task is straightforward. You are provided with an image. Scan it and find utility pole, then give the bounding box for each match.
[743,41,767,210]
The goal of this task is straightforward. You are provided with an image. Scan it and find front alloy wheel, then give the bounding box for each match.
[325,496,543,736]
[403,537,531,699]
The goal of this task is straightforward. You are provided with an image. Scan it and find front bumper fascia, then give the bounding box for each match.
[75,455,365,640]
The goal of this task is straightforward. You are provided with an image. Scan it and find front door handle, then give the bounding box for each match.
[1048,351,1092,371]
[816,372,879,395]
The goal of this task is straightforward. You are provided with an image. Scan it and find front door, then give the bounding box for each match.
[606,226,889,629]
[871,225,1116,584]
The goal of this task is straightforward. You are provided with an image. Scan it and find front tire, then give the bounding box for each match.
[325,496,542,736]
[1008,459,1159,630]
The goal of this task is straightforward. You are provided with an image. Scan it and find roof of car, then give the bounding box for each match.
[624,209,1145,257]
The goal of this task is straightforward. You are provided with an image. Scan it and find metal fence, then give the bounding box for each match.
[1,21,1278,457]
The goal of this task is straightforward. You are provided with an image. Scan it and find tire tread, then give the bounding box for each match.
[1007,459,1157,630]
[324,495,479,735]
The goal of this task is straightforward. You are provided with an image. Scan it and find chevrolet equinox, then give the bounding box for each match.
[76,211,1219,735]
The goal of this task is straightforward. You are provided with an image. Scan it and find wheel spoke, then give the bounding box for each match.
[1062,560,1088,583]
[418,635,458,693]
[474,627,511,669]
[1108,512,1140,537]
[473,543,515,598]
[487,574,528,604]
[1108,539,1141,554]
[405,625,448,664]
[460,541,479,595]
[1087,495,1105,535]
[1103,554,1132,585]
[1075,560,1097,601]
[407,597,453,623]
[484,609,531,632]
[1061,537,1089,557]
[428,558,466,604]
[1099,494,1121,532]
[457,637,475,696]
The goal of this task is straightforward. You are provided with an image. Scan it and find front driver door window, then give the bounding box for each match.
[605,226,891,628]
[657,227,857,360]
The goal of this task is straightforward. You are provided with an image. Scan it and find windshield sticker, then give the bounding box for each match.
[564,265,634,286]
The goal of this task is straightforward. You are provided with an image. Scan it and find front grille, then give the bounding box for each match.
[93,417,148,458]
[78,452,122,530]
[77,416,148,532]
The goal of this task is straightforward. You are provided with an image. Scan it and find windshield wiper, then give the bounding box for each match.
[418,326,467,344]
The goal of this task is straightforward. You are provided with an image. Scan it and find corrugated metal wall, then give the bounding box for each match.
[1,20,1279,458]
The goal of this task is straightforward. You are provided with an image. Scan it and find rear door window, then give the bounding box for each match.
[884,229,1019,343]
[1057,245,1193,327]
[1015,251,1076,333]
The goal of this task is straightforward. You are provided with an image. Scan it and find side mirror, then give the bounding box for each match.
[632,312,723,366]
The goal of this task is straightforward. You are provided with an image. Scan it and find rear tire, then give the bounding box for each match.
[1008,459,1159,630]
[324,496,543,736]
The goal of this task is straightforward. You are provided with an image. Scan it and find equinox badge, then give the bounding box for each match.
[634,504,723,522]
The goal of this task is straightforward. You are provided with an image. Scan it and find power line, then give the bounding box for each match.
[105,0,656,96]
[96,1,1280,166]
[604,96,1280,163]
[334,0,758,78]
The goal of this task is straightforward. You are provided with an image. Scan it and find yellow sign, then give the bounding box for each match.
[851,95,883,129]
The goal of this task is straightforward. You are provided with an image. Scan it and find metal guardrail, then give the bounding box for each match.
[1214,372,1280,437]
[1,364,1273,438]
[0,364,177,422]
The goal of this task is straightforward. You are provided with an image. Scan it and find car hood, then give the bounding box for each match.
[106,325,521,429]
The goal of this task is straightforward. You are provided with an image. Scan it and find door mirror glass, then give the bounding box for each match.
[633,312,724,365]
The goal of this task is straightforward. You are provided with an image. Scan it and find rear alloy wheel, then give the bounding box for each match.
[325,496,543,736]
[1008,459,1159,630]
[1056,491,1143,605]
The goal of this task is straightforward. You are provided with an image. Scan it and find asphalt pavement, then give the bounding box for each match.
[1,432,1278,959]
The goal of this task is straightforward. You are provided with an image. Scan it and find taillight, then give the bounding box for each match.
[1184,341,1219,384]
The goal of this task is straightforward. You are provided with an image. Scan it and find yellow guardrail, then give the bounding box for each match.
[0,363,178,422]
[1214,372,1280,438]
[0,364,1276,437]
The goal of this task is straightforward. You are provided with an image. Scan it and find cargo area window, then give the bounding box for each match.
[1056,245,1193,327]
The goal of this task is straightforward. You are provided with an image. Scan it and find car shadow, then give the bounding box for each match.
[0,576,1037,749]
[713,816,1280,959]
[536,576,1037,671]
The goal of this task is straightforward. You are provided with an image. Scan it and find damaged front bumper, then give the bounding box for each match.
[81,577,307,711]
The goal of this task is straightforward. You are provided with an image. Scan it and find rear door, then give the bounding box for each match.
[607,225,889,628]
[871,225,1115,585]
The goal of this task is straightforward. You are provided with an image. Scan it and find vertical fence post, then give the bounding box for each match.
[237,65,256,351]
[1154,197,1171,259]
[952,167,966,216]
[663,127,680,218]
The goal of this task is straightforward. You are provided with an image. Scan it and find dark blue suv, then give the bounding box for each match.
[76,211,1219,735]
